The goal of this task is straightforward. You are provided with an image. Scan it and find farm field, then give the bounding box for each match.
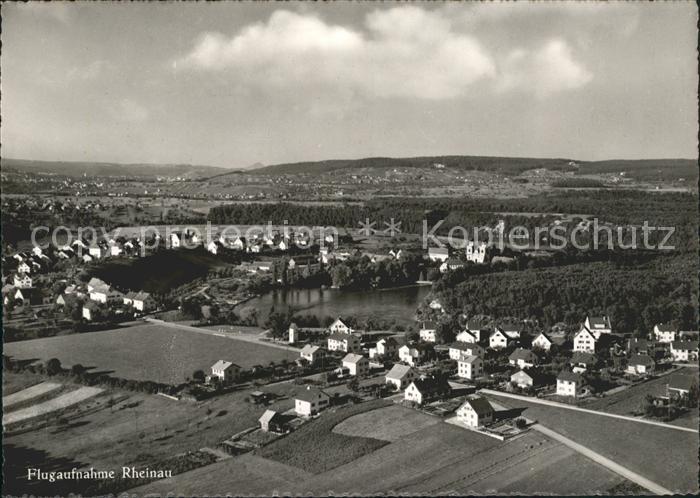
[580,367,699,428]
[3,323,295,385]
[485,392,699,493]
[3,386,103,426]
[4,382,62,408]
[2,372,44,396]
[3,370,301,494]
[332,404,440,441]
[255,399,392,474]
[135,415,626,495]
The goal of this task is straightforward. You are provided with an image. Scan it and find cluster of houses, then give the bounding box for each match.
[72,278,155,321]
[416,314,698,399]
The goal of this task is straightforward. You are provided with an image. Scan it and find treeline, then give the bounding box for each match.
[431,253,697,334]
[209,191,697,251]
[328,254,425,290]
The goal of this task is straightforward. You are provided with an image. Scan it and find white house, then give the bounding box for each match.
[532,332,553,352]
[428,247,449,262]
[288,323,300,344]
[456,396,494,427]
[17,261,31,274]
[626,354,655,375]
[510,369,541,389]
[556,370,585,398]
[295,386,330,416]
[13,273,32,289]
[570,352,597,374]
[329,318,353,335]
[300,345,325,365]
[398,344,429,367]
[207,241,219,255]
[465,241,488,264]
[653,323,677,343]
[131,292,155,312]
[498,324,523,340]
[404,377,451,405]
[509,348,537,369]
[457,355,483,380]
[456,330,478,344]
[90,284,122,304]
[210,360,241,383]
[342,353,369,376]
[82,303,99,321]
[670,341,699,362]
[419,322,438,343]
[385,364,417,390]
[574,327,598,353]
[170,233,181,248]
[370,337,399,359]
[328,333,360,353]
[489,329,509,349]
[449,342,483,360]
[584,315,612,338]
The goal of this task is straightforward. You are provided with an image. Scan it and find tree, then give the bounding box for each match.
[45,358,63,376]
[70,364,86,376]
[346,377,360,392]
[192,370,206,383]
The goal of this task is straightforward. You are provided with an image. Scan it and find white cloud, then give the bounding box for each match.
[175,8,495,100]
[174,7,593,100]
[498,39,593,98]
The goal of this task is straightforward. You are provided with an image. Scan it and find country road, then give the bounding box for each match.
[533,424,672,495]
[144,318,300,353]
[480,389,698,434]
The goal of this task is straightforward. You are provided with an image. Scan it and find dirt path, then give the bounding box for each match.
[145,318,300,353]
[480,389,698,434]
[533,424,671,495]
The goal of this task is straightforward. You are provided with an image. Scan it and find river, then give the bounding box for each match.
[243,284,432,326]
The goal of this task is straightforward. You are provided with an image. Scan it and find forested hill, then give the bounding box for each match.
[1,158,228,179]
[431,253,697,334]
[249,155,576,176]
[247,155,696,179]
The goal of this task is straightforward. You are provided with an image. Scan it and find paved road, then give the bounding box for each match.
[480,389,698,434]
[144,318,300,353]
[533,424,672,495]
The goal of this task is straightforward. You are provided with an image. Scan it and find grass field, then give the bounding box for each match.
[3,323,295,385]
[256,399,392,474]
[332,404,440,441]
[580,367,699,428]
[135,417,626,495]
[486,392,699,493]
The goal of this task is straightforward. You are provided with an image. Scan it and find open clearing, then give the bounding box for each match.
[4,382,62,408]
[134,419,626,495]
[485,392,699,493]
[3,386,103,426]
[3,323,295,385]
[332,404,440,441]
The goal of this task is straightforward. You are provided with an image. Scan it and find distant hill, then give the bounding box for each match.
[246,155,697,181]
[247,155,577,176]
[576,159,697,181]
[0,158,230,179]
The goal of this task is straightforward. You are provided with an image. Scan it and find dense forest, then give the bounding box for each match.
[428,253,697,334]
[209,191,697,251]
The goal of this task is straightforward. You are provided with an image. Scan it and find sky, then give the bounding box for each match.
[1,2,697,168]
